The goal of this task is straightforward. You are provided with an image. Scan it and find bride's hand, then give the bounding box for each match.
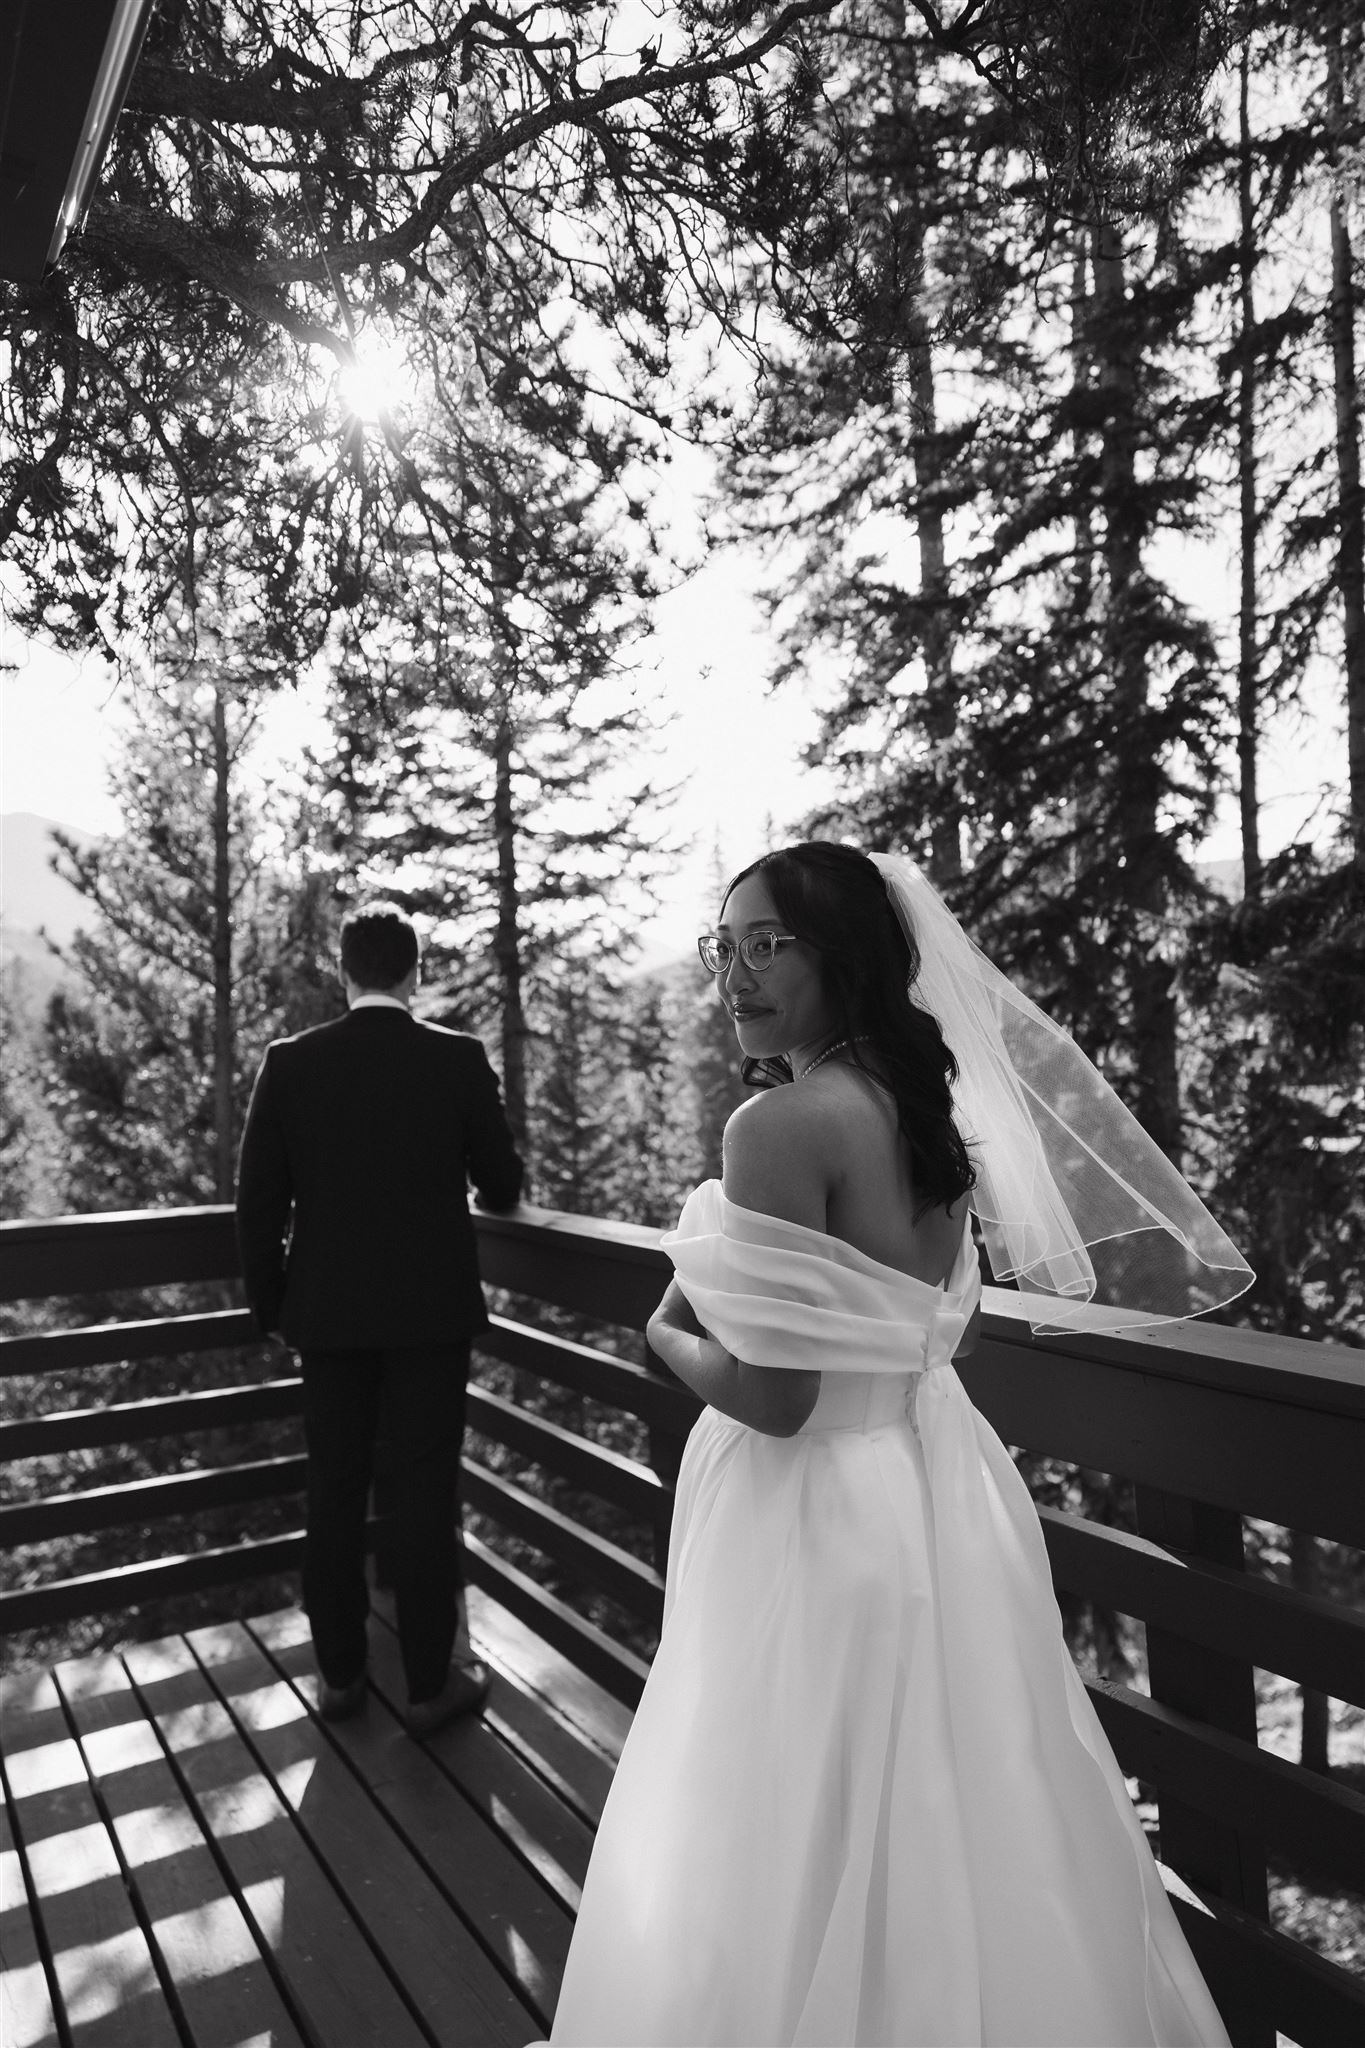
[651,1277,703,1330]
[647,1285,734,1384]
[648,1277,818,1437]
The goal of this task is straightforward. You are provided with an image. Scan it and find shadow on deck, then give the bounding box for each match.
[2,1585,620,2048]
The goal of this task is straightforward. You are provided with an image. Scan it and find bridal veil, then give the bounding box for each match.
[869,853,1253,1334]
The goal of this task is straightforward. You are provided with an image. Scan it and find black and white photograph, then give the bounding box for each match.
[1,5,1361,2046]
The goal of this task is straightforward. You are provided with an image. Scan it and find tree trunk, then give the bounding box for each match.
[1071,233,1096,622]
[492,707,530,1161]
[1065,233,1099,898]
[1091,221,1182,1160]
[210,684,235,1202]
[906,318,963,886]
[1326,20,1365,869]
[1236,32,1263,902]
[892,33,961,887]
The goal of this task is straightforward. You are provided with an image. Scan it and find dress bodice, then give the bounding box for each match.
[661,1180,980,1399]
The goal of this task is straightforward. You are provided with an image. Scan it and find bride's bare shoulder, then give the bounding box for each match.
[721,1088,834,1228]
[724,1083,841,1145]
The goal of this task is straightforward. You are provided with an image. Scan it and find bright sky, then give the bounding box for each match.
[0,483,1347,961]
[0,546,837,963]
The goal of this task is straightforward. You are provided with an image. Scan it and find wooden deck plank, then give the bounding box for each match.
[253,1602,594,1912]
[50,1648,308,2048]
[479,1662,615,1833]
[3,1593,625,2048]
[1,1797,59,2048]
[208,1609,573,2031]
[464,1536,650,1708]
[121,1630,430,2048]
[194,1616,543,2048]
[347,1608,593,1910]
[376,1582,623,1827]
[467,1584,628,1777]
[0,1666,180,2048]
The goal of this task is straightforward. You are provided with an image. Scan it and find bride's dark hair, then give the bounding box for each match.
[722,840,976,1215]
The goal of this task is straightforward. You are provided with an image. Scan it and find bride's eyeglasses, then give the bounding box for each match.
[697,931,799,974]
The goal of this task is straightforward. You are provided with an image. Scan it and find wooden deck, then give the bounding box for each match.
[1,1587,628,2048]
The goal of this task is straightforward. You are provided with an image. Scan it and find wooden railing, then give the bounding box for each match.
[1,1202,1362,2048]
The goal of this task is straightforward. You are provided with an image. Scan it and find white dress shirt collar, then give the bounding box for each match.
[348,992,411,1013]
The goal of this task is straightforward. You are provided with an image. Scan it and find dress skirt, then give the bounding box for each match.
[547,1367,1230,2048]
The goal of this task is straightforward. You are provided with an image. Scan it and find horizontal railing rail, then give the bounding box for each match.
[0,1523,307,1630]
[0,1306,256,1375]
[0,1204,243,1300]
[0,1377,304,1461]
[1037,1506,1365,1704]
[0,1451,307,1549]
[0,1199,1361,2048]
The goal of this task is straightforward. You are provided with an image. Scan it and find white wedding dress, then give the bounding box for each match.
[546,1181,1230,2048]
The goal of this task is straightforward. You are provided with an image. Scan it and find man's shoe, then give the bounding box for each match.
[317,1673,367,1722]
[404,1658,491,1739]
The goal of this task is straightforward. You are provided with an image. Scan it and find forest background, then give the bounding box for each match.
[0,0,1362,1959]
[2,0,1360,1321]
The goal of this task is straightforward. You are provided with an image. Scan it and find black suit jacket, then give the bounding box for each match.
[234,1006,523,1349]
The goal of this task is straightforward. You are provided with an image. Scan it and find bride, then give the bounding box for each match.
[544,841,1252,2048]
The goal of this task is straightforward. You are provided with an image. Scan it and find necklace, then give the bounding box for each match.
[798,1035,871,1080]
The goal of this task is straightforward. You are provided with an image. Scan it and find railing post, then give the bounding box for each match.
[1290,1528,1331,1773]
[1133,1486,1272,2048]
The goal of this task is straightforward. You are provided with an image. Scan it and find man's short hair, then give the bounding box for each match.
[339,902,420,990]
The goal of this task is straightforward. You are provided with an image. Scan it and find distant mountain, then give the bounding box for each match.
[1,813,95,949]
[1197,857,1243,902]
[1,813,98,1014]
[623,943,694,985]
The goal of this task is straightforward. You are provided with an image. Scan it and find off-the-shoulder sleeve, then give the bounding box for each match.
[660,1182,976,1376]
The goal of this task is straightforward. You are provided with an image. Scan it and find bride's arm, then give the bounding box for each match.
[647,1282,818,1438]
[645,1091,826,1438]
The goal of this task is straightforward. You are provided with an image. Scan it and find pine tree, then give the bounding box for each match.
[532,969,623,1220]
[597,969,747,1229]
[1233,22,1265,901]
[720,17,1233,1160]
[1321,0,1365,868]
[43,652,336,1212]
[2,613,338,1673]
[683,973,751,1188]
[312,296,669,1175]
[0,976,64,1221]
[1179,0,1365,1349]
[2,0,1248,682]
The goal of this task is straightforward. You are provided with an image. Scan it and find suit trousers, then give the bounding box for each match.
[299,1343,471,1702]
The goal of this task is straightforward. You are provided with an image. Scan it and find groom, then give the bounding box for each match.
[235,901,523,1735]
